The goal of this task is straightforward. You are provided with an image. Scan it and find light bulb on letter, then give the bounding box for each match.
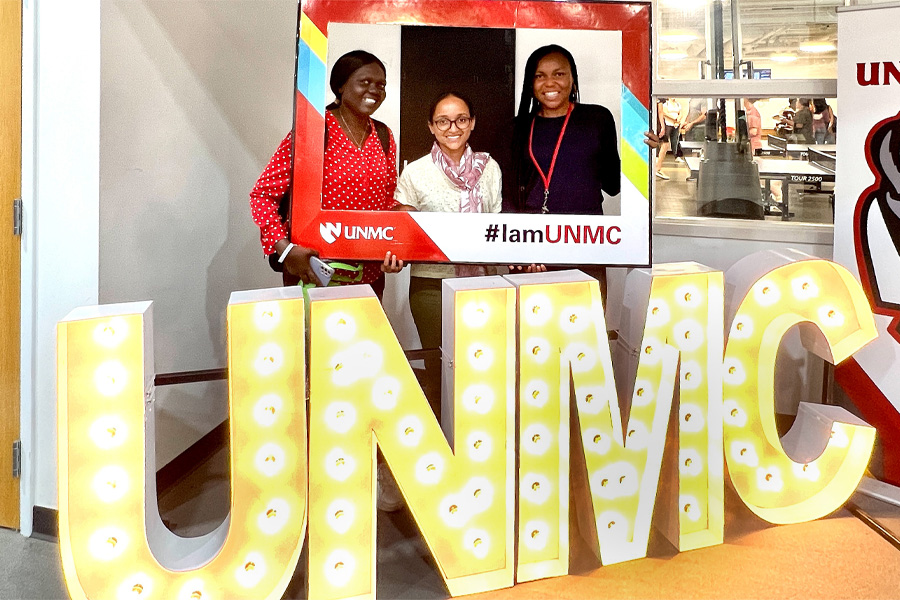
[116,572,153,599]
[524,337,551,365]
[522,520,550,551]
[253,394,283,428]
[521,473,552,505]
[559,305,590,334]
[89,527,128,561]
[255,443,286,477]
[467,431,492,462]
[326,499,355,535]
[89,416,128,449]
[325,312,356,341]
[95,361,128,397]
[92,466,130,503]
[254,343,284,376]
[397,415,424,447]
[325,401,357,434]
[234,552,267,589]
[93,318,129,348]
[467,343,494,371]
[325,448,355,482]
[523,379,550,408]
[324,550,356,588]
[462,301,490,328]
[371,376,400,410]
[753,279,781,306]
[254,302,281,332]
[522,424,552,456]
[257,498,291,535]
[463,529,491,559]
[523,293,553,326]
[462,384,494,415]
[416,452,444,485]
[583,428,612,455]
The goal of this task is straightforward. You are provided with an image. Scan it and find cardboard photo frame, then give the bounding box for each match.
[291,0,652,266]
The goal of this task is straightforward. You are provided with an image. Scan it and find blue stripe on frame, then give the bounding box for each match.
[297,39,326,117]
[622,84,649,122]
[622,93,649,165]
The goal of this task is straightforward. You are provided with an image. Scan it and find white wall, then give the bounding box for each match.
[24,0,102,517]
[24,0,300,514]
[98,0,296,467]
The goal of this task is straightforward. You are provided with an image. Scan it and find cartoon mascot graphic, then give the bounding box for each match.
[855,110,900,342]
[843,110,900,486]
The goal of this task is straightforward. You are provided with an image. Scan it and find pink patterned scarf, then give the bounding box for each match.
[430,142,490,277]
[430,142,489,213]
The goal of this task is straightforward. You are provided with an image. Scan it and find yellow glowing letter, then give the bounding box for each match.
[508,271,678,571]
[307,280,515,600]
[58,288,308,600]
[723,250,877,524]
[620,264,726,552]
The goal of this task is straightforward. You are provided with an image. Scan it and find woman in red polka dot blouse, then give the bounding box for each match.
[250,50,404,298]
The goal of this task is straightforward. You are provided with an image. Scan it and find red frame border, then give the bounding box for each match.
[291,0,651,264]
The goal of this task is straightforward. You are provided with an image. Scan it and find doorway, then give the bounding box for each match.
[399,25,516,179]
[0,0,23,530]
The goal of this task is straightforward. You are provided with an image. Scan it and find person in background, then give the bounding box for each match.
[654,97,682,180]
[812,98,836,145]
[743,97,763,155]
[250,50,404,296]
[774,98,796,141]
[682,97,708,142]
[393,91,502,425]
[792,97,813,144]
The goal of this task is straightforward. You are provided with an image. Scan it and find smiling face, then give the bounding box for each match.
[428,95,475,160]
[532,52,574,117]
[338,62,387,118]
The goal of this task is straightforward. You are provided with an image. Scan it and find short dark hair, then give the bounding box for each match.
[798,97,811,107]
[328,50,386,108]
[517,45,580,118]
[427,91,475,122]
[812,98,829,113]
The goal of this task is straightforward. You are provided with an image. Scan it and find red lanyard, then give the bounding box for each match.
[528,102,574,213]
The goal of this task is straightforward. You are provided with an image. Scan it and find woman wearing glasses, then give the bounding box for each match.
[393,91,502,421]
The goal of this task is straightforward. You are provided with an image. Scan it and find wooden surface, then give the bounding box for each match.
[0,0,22,530]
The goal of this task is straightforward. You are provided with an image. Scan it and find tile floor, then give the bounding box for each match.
[3,439,899,600]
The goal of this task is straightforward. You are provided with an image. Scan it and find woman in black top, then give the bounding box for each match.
[510,44,621,214]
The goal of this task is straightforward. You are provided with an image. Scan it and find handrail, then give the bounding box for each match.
[153,348,443,386]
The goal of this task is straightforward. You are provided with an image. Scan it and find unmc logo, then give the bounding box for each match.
[320,222,341,244]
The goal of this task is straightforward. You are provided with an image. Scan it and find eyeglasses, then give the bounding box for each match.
[432,116,472,131]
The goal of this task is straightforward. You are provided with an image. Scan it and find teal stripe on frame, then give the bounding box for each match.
[297,39,326,116]
[623,84,649,121]
[622,90,649,165]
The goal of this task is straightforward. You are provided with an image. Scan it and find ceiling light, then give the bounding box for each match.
[769,54,798,63]
[799,43,836,53]
[659,32,698,43]
[660,52,688,61]
[661,0,707,8]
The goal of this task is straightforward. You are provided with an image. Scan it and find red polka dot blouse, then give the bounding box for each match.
[250,111,398,285]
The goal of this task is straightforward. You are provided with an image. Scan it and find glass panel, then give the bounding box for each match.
[653,97,837,225]
[657,0,717,80]
[656,1,900,81]
[739,0,842,80]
